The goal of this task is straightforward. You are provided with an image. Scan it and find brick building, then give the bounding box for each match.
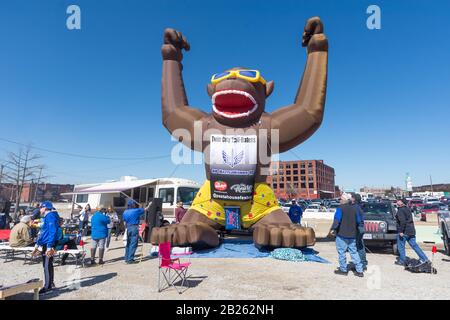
[20,183,74,202]
[266,160,336,200]
[0,183,74,203]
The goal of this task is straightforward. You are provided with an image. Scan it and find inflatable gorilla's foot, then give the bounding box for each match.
[253,224,316,248]
[252,209,316,248]
[150,209,221,248]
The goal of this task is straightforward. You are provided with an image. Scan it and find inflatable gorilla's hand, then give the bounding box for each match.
[161,28,190,62]
[302,16,328,53]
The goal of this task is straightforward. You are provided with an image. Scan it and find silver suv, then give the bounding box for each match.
[438,209,450,255]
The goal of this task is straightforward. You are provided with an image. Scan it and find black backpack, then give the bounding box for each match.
[404,258,437,274]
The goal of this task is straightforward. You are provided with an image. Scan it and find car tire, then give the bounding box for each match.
[392,242,398,256]
[443,229,450,256]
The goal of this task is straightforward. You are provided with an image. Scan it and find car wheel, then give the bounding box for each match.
[443,230,450,256]
[392,242,399,256]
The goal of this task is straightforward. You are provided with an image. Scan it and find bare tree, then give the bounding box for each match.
[3,145,45,217]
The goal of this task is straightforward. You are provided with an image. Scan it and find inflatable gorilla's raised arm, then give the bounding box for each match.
[153,17,328,249]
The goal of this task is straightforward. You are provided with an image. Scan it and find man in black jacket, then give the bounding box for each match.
[330,193,365,277]
[395,199,429,266]
[352,193,368,270]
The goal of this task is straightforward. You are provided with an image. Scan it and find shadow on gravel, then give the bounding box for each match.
[173,275,208,288]
[40,272,118,300]
[315,237,335,243]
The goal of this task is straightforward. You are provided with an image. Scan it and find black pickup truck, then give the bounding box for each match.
[360,202,398,254]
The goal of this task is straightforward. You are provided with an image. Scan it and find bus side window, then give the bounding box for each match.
[159,188,174,204]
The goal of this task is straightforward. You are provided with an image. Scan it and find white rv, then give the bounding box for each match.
[66,177,200,224]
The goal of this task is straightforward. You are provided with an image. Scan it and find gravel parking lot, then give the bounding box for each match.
[1,232,449,300]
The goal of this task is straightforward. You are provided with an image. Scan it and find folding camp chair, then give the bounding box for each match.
[157,242,192,294]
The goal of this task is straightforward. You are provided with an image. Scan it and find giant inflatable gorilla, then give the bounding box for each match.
[151,17,328,249]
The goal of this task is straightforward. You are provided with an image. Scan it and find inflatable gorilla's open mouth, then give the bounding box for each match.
[212,90,258,119]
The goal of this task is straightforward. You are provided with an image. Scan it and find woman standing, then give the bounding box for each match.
[105,206,119,249]
[79,204,91,236]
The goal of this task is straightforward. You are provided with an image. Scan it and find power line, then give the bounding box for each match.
[0,137,172,161]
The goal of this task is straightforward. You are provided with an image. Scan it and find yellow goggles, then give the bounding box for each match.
[210,69,266,85]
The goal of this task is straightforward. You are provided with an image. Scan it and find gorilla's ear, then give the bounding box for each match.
[207,84,215,97]
[266,81,274,97]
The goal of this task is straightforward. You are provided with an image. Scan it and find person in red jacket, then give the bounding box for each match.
[175,202,187,223]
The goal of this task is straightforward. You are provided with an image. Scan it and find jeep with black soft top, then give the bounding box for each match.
[360,201,398,254]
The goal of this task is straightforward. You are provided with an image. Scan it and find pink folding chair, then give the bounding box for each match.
[157,242,192,294]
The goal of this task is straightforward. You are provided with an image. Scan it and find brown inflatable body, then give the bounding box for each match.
[152,17,328,249]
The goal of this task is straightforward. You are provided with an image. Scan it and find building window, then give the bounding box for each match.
[293,170,298,175]
[309,183,314,189]
[293,176,298,181]
[293,163,298,168]
[147,188,155,202]
[279,183,284,189]
[286,176,291,182]
[159,188,175,204]
[301,183,306,189]
[300,169,305,175]
[76,194,88,203]
[132,188,141,202]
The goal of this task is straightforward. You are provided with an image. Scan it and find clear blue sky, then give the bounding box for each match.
[1,0,449,189]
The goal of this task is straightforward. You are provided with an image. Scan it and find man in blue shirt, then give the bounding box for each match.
[32,201,61,295]
[90,208,110,265]
[123,200,151,264]
[330,194,365,277]
[288,200,303,224]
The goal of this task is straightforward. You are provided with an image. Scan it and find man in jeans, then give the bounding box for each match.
[123,200,151,264]
[395,199,429,266]
[351,193,368,270]
[330,193,365,277]
[90,207,110,265]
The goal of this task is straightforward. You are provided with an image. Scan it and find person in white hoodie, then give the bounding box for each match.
[79,204,91,236]
[105,206,119,249]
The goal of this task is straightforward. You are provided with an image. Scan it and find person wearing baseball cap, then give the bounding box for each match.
[32,200,61,295]
[329,193,365,277]
[395,199,430,266]
[123,200,151,264]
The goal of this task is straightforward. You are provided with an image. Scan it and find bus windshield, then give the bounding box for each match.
[177,187,199,204]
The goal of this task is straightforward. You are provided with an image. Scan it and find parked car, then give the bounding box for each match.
[327,202,340,213]
[281,203,292,214]
[408,199,424,212]
[419,203,440,221]
[438,209,450,255]
[360,202,398,254]
[439,202,448,211]
[304,204,322,212]
[425,197,440,204]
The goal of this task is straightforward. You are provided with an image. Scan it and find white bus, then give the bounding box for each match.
[65,177,200,224]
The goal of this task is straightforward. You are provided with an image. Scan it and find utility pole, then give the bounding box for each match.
[33,167,43,204]
[29,179,34,207]
[0,164,4,201]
